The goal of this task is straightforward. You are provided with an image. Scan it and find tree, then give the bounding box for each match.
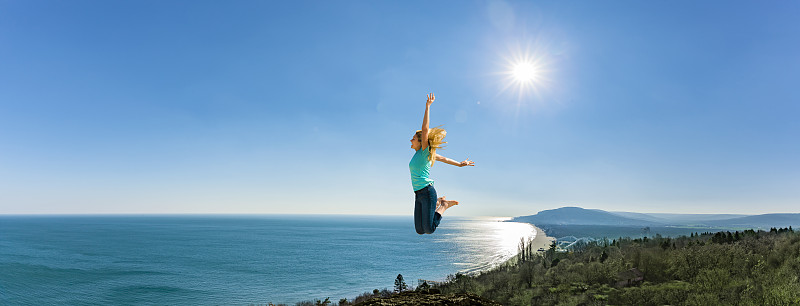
[394,274,408,293]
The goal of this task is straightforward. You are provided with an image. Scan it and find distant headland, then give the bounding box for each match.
[511,206,800,250]
[512,206,800,229]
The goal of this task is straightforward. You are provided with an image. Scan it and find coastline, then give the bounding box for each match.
[529,225,556,252]
[496,222,556,268]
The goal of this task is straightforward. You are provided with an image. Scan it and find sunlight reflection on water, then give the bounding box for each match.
[438,217,536,273]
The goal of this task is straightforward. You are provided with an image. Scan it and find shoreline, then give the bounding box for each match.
[443,220,556,277]
[529,225,556,253]
[492,222,555,268]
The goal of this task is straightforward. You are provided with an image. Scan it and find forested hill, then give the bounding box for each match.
[511,207,658,226]
[434,227,800,305]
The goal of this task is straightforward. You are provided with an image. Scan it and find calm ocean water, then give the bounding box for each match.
[0,215,534,305]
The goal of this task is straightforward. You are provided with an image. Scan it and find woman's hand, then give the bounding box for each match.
[426,92,435,106]
[458,159,475,167]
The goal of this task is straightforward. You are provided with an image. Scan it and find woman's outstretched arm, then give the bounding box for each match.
[435,154,475,167]
[420,93,434,150]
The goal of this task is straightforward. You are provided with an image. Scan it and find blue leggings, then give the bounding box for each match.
[414,184,442,234]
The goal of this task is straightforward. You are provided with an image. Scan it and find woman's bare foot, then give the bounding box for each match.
[436,196,454,210]
[436,197,459,215]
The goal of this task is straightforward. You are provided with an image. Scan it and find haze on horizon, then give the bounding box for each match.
[1,1,798,216]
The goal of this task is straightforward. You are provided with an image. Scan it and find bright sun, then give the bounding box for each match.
[512,61,538,83]
[499,48,550,103]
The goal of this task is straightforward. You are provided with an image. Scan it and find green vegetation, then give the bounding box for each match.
[283,227,799,305]
[434,228,800,305]
[394,274,409,293]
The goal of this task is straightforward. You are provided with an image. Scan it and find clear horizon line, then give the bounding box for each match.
[0,212,516,218]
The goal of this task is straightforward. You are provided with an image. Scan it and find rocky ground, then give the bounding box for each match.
[353,290,501,306]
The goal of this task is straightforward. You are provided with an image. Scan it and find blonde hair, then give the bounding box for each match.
[416,126,447,166]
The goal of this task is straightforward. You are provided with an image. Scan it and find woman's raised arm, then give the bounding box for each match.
[420,93,434,150]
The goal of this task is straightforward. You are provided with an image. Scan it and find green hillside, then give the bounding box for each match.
[434,227,800,305]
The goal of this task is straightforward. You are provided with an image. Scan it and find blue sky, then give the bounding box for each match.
[1,1,798,216]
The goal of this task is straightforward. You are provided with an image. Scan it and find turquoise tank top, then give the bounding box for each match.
[409,147,435,191]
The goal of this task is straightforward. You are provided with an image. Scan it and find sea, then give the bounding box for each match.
[0,215,535,305]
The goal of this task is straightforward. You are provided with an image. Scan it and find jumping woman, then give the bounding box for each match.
[410,92,475,235]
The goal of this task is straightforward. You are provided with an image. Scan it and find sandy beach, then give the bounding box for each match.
[530,225,556,252]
